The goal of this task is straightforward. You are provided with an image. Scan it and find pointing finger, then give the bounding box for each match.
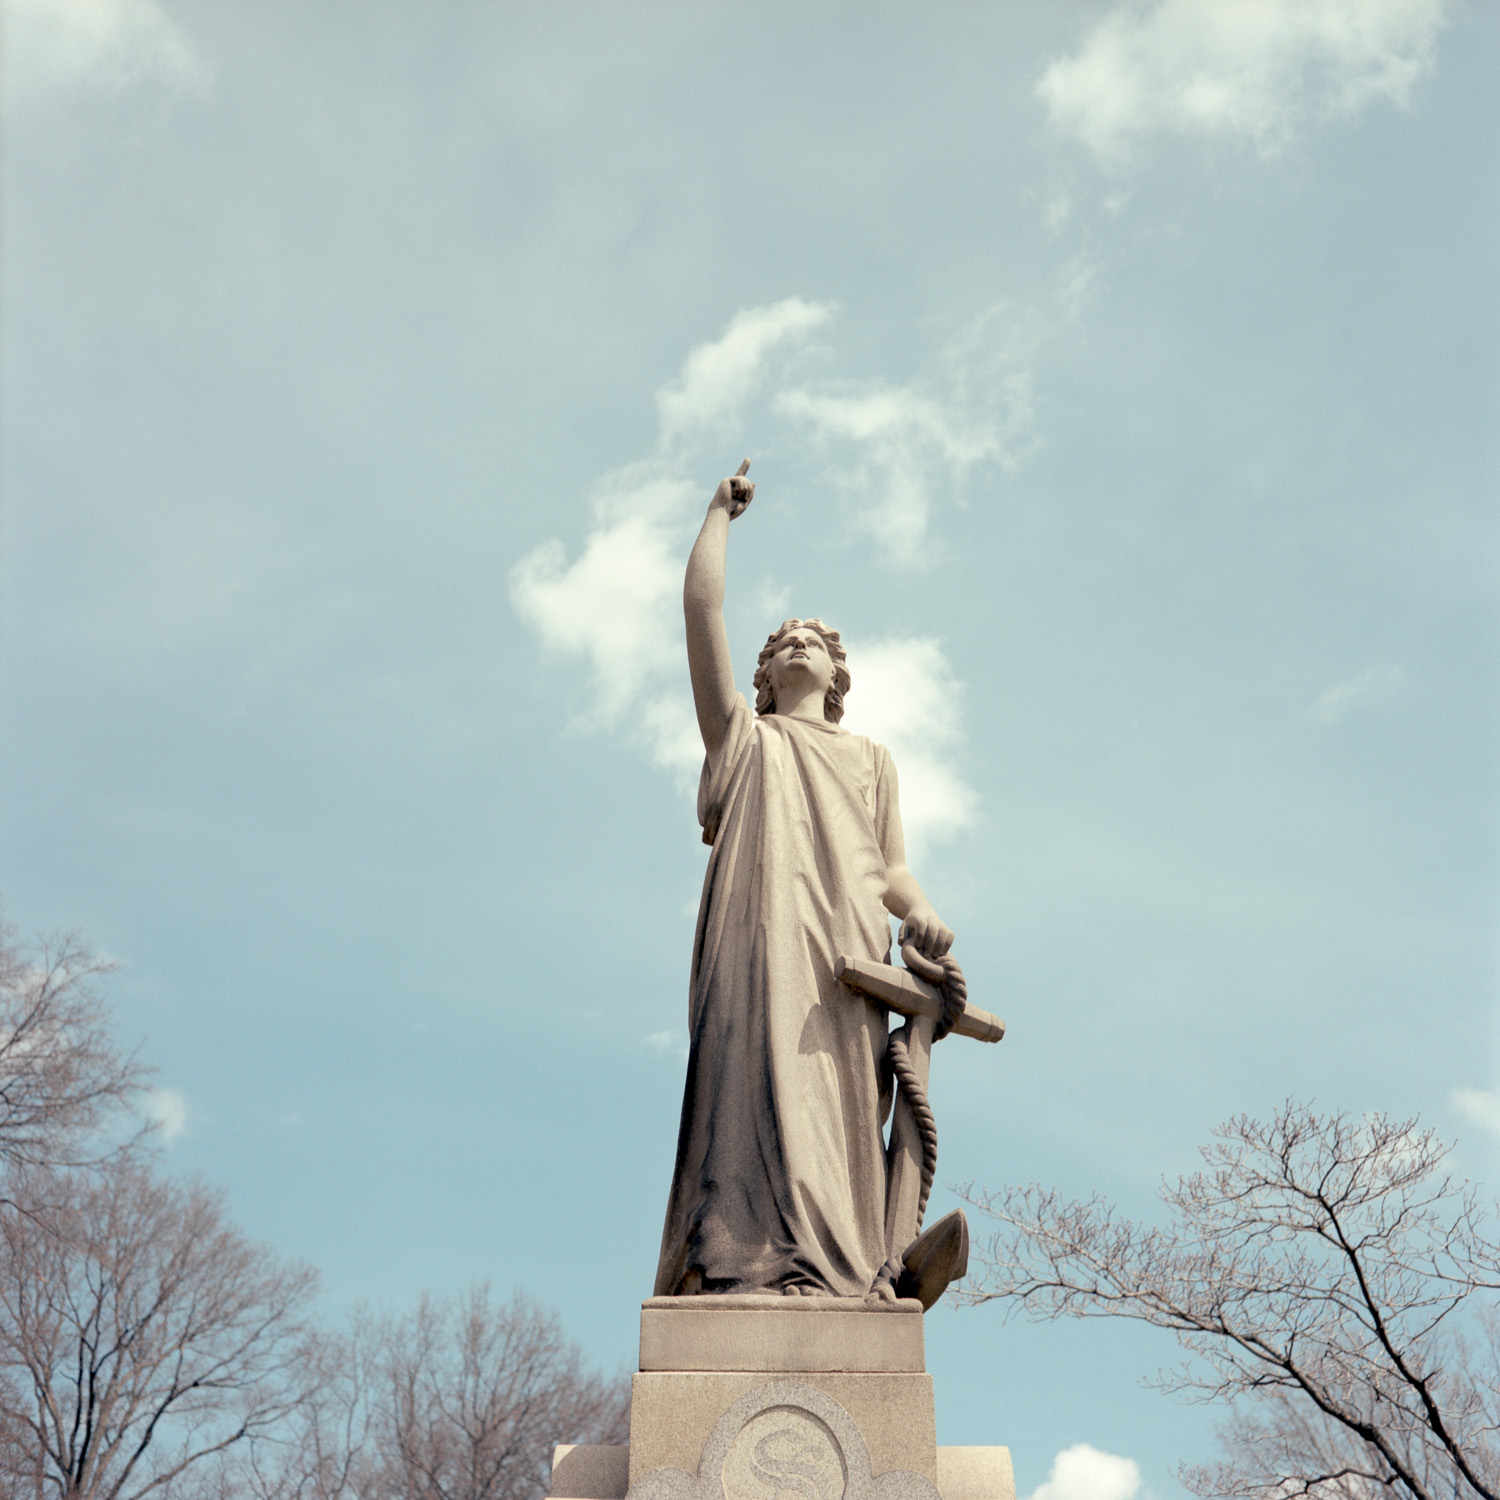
[736,459,751,477]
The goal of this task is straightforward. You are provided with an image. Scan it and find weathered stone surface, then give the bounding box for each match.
[894,1212,970,1313]
[936,1448,1017,1500]
[548,1445,1015,1500]
[641,1295,921,1315]
[552,1445,629,1500]
[659,466,993,1307]
[545,469,1015,1500]
[627,1372,937,1488]
[639,1295,924,1373]
[546,1302,1012,1500]
[834,957,1005,1044]
[724,1404,844,1499]
[625,1381,941,1500]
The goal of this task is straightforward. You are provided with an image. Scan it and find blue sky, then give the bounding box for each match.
[2,2,1496,1497]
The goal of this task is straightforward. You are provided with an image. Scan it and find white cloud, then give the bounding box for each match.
[3,0,211,105]
[1452,1088,1500,1139]
[776,308,1037,558]
[841,636,976,861]
[750,577,793,623]
[143,1086,189,1144]
[644,1029,689,1062]
[511,464,703,775]
[513,305,846,780]
[1059,254,1102,322]
[774,386,997,557]
[1038,0,1450,162]
[657,298,831,447]
[1308,664,1404,725]
[512,303,995,815]
[1029,1445,1143,1500]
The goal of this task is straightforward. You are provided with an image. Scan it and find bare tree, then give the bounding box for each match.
[959,1102,1500,1500]
[374,1285,629,1500]
[0,1155,320,1499]
[0,919,146,1174]
[233,1319,383,1500]
[232,1287,630,1500]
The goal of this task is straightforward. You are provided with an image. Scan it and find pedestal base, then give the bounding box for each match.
[629,1371,938,1485]
[548,1298,1014,1500]
[551,1443,1014,1500]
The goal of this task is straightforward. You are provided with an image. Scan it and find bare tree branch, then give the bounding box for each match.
[376,1286,629,1500]
[0,1157,320,1499]
[0,919,148,1177]
[957,1102,1500,1500]
[0,914,626,1500]
[229,1288,630,1500]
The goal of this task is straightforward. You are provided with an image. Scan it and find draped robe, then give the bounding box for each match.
[653,694,903,1298]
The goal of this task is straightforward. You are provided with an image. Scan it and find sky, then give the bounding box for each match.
[1,1,1497,1497]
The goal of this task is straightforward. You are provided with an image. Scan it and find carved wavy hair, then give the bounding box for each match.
[753,619,851,724]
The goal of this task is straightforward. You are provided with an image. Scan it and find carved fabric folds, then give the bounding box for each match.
[653,693,903,1298]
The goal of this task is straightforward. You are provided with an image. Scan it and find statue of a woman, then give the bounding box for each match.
[653,462,956,1299]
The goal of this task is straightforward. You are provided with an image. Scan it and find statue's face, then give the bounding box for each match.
[767,626,835,704]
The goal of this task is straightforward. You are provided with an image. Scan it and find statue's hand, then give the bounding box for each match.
[899,905,954,961]
[710,459,755,520]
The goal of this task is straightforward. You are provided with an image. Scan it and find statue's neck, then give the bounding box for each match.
[775,691,827,724]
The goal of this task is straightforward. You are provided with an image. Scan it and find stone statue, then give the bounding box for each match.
[652,461,969,1304]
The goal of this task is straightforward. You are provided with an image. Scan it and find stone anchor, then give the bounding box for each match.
[835,950,1005,1310]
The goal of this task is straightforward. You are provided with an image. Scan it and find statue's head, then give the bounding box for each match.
[753,619,851,724]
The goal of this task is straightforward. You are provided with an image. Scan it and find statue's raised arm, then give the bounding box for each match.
[683,460,754,760]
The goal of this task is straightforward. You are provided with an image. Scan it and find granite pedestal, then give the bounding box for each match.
[548,1297,1013,1500]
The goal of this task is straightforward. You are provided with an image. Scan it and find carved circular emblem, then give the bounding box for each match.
[722,1405,847,1500]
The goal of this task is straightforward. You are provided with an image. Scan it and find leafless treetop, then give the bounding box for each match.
[0,1156,320,1500]
[960,1102,1500,1500]
[0,920,147,1174]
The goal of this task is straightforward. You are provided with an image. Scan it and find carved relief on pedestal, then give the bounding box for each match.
[722,1406,847,1500]
[627,1382,939,1500]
